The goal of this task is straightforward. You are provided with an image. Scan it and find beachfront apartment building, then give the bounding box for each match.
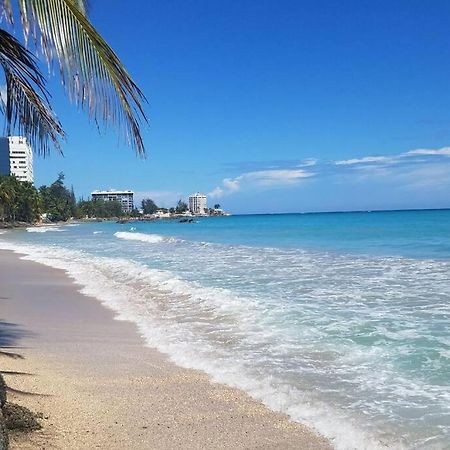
[188,192,207,215]
[0,136,34,183]
[91,190,134,213]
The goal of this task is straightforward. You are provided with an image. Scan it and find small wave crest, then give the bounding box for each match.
[26,226,65,233]
[114,231,172,243]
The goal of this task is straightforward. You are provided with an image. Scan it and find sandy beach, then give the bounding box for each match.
[0,249,331,449]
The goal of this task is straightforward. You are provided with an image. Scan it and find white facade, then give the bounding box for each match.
[91,190,134,213]
[0,136,34,182]
[188,192,207,215]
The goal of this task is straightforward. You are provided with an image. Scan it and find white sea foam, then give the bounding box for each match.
[93,231,103,234]
[26,226,65,233]
[114,231,174,243]
[0,239,401,450]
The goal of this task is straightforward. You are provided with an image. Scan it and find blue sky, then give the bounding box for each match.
[29,0,450,213]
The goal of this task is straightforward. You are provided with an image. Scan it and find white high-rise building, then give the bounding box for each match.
[188,192,207,215]
[0,136,34,182]
[91,190,134,213]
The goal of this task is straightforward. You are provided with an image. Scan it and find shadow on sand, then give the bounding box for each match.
[0,319,28,359]
[0,319,48,397]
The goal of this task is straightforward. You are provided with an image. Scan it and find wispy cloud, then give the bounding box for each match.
[297,158,318,167]
[209,168,314,198]
[335,156,392,166]
[209,145,450,199]
[404,147,450,156]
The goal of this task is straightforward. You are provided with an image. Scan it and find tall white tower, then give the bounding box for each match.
[188,192,207,215]
[0,136,34,183]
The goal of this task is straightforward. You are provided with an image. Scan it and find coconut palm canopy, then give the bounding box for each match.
[0,0,147,155]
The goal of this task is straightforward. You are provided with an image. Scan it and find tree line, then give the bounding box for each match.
[0,173,128,224]
[141,198,222,216]
[141,198,189,215]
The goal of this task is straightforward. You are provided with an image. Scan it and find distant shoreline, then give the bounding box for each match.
[229,207,450,217]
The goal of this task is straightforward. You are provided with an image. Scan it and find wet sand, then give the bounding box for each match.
[0,249,332,449]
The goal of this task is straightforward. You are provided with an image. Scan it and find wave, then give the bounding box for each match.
[0,239,392,450]
[114,231,175,243]
[93,231,103,234]
[26,226,65,233]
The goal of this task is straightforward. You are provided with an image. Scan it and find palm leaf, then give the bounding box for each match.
[17,0,148,155]
[0,29,64,154]
[0,1,13,23]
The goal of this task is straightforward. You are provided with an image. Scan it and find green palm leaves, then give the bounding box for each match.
[0,29,64,154]
[0,0,147,155]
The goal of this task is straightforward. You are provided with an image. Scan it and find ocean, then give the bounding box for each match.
[1,209,449,449]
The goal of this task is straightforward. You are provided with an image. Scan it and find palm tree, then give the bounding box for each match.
[0,176,15,221]
[0,0,147,155]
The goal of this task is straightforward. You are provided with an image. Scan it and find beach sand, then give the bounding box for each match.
[0,249,332,449]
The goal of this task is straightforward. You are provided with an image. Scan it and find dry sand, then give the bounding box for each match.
[0,249,332,449]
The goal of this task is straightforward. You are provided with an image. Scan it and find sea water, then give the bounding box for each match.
[1,210,450,449]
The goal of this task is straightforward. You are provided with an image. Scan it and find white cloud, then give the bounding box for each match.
[335,156,391,166]
[209,169,314,198]
[209,144,450,200]
[404,147,450,157]
[298,158,318,167]
[245,169,314,185]
[208,187,224,198]
[223,177,240,192]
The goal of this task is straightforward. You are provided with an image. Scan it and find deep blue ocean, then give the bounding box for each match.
[1,209,450,449]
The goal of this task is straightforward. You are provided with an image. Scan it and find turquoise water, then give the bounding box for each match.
[1,209,450,449]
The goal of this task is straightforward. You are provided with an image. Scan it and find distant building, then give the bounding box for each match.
[91,190,134,213]
[0,136,33,182]
[188,192,207,215]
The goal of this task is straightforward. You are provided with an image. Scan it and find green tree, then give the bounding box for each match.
[15,181,41,222]
[214,204,221,209]
[0,175,41,222]
[141,198,158,215]
[69,186,77,217]
[0,1,147,155]
[175,200,188,214]
[40,173,73,221]
[0,176,16,221]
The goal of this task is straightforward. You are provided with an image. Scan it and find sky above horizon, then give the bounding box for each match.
[28,0,450,213]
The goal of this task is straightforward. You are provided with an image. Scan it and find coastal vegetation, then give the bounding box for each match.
[0,175,41,223]
[0,178,226,226]
[0,173,128,225]
[141,198,158,215]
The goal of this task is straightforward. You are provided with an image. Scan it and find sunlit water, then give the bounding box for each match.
[1,210,450,449]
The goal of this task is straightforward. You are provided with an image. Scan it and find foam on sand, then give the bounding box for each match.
[0,239,391,450]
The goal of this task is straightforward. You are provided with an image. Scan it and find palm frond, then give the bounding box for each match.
[0,0,13,23]
[0,28,64,155]
[18,0,148,155]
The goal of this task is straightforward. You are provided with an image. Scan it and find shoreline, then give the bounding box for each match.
[0,249,331,449]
